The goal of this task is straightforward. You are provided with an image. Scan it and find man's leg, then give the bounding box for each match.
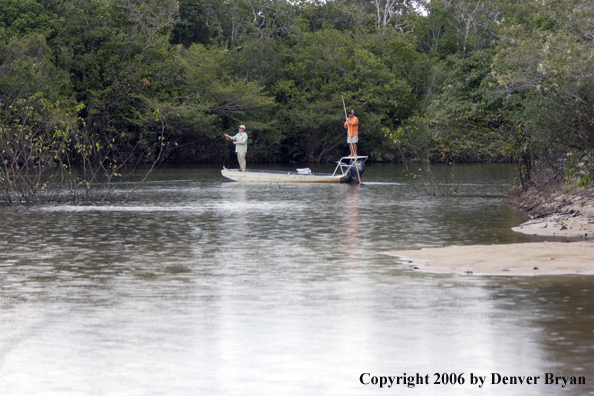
[237,152,246,171]
[349,142,357,157]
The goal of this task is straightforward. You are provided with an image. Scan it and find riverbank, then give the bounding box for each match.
[511,181,594,238]
[386,183,594,276]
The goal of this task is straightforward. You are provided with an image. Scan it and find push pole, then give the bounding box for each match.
[342,96,353,157]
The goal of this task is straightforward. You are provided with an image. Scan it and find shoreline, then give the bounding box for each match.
[510,180,594,238]
[385,211,594,277]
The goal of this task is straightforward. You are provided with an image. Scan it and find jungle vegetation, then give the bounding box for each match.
[2,0,594,202]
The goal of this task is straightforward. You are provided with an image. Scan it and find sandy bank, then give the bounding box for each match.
[385,241,594,276]
[511,180,594,238]
[512,214,594,238]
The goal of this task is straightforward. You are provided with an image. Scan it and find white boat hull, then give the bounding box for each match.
[221,168,350,183]
[221,156,368,184]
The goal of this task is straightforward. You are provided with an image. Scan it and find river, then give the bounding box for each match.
[0,163,593,395]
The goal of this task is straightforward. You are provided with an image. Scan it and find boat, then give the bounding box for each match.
[221,156,367,183]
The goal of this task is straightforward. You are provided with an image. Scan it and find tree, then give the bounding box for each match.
[0,35,79,203]
[273,27,416,161]
[489,0,594,186]
[370,0,427,31]
[171,0,224,46]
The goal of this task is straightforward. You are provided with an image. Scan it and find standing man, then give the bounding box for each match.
[344,109,359,157]
[225,125,248,171]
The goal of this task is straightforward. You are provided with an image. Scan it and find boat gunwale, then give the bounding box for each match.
[222,169,337,177]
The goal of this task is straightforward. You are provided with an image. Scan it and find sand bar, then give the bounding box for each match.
[386,241,594,276]
[512,214,594,238]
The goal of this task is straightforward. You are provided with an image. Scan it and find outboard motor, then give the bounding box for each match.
[347,158,365,182]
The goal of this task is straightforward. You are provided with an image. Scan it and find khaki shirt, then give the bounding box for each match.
[232,132,248,153]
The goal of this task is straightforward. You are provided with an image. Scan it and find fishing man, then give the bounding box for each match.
[344,109,359,157]
[224,125,248,172]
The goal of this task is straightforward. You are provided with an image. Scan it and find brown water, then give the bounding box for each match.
[0,163,593,395]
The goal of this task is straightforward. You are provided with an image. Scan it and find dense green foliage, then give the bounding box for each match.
[2,0,594,201]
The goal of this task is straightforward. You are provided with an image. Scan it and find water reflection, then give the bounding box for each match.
[346,185,359,266]
[0,164,593,395]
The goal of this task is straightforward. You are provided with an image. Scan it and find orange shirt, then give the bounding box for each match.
[344,115,359,137]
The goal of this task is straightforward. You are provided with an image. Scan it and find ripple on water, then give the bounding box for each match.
[0,164,593,396]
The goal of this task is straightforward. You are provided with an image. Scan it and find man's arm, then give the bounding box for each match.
[236,134,248,145]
